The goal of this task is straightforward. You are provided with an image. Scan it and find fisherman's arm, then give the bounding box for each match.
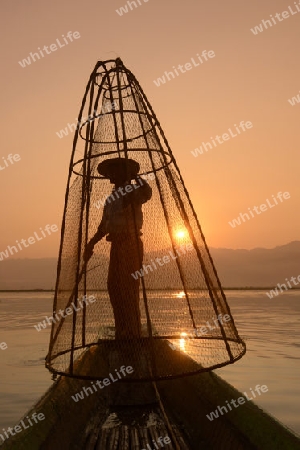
[136,177,152,203]
[123,177,152,206]
[84,220,106,261]
[89,221,106,246]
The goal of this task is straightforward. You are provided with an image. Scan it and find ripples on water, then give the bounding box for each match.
[0,290,299,435]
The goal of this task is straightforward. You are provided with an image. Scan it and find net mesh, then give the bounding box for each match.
[46,59,246,381]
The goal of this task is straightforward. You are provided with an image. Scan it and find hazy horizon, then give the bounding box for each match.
[0,239,299,260]
[1,240,299,289]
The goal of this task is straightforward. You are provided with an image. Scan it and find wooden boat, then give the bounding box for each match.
[2,343,300,450]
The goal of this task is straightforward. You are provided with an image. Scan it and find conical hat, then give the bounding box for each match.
[97,157,140,179]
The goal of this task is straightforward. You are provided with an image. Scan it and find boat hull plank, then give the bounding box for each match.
[157,370,300,450]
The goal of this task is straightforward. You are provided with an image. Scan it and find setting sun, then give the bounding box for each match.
[175,229,187,240]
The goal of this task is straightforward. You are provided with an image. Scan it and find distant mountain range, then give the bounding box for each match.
[0,241,299,290]
[210,241,300,288]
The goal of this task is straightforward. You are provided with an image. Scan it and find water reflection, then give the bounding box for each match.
[179,332,188,352]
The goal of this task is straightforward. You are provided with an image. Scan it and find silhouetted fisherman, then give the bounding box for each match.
[85,158,152,339]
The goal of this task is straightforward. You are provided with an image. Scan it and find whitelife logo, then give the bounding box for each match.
[71,365,134,402]
[228,191,290,228]
[141,435,171,450]
[94,173,155,209]
[153,51,215,87]
[131,243,193,280]
[0,412,45,444]
[0,224,58,261]
[250,2,300,35]
[0,153,21,172]
[266,274,300,298]
[168,314,232,351]
[116,0,150,17]
[34,295,96,332]
[55,102,116,139]
[288,90,300,106]
[206,385,269,421]
[18,31,81,68]
[191,121,253,157]
[0,342,8,351]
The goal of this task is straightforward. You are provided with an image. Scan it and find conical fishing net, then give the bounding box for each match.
[46,58,246,381]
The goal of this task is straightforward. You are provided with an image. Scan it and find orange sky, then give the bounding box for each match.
[0,0,299,258]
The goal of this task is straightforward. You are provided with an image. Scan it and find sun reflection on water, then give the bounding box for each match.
[179,332,188,352]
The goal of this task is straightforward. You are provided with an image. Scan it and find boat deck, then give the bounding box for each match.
[81,405,190,450]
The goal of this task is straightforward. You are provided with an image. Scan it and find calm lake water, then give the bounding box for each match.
[0,290,299,437]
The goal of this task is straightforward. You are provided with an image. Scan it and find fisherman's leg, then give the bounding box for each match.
[108,235,142,338]
[108,236,143,338]
[122,236,143,337]
[108,241,128,338]
[132,237,143,329]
